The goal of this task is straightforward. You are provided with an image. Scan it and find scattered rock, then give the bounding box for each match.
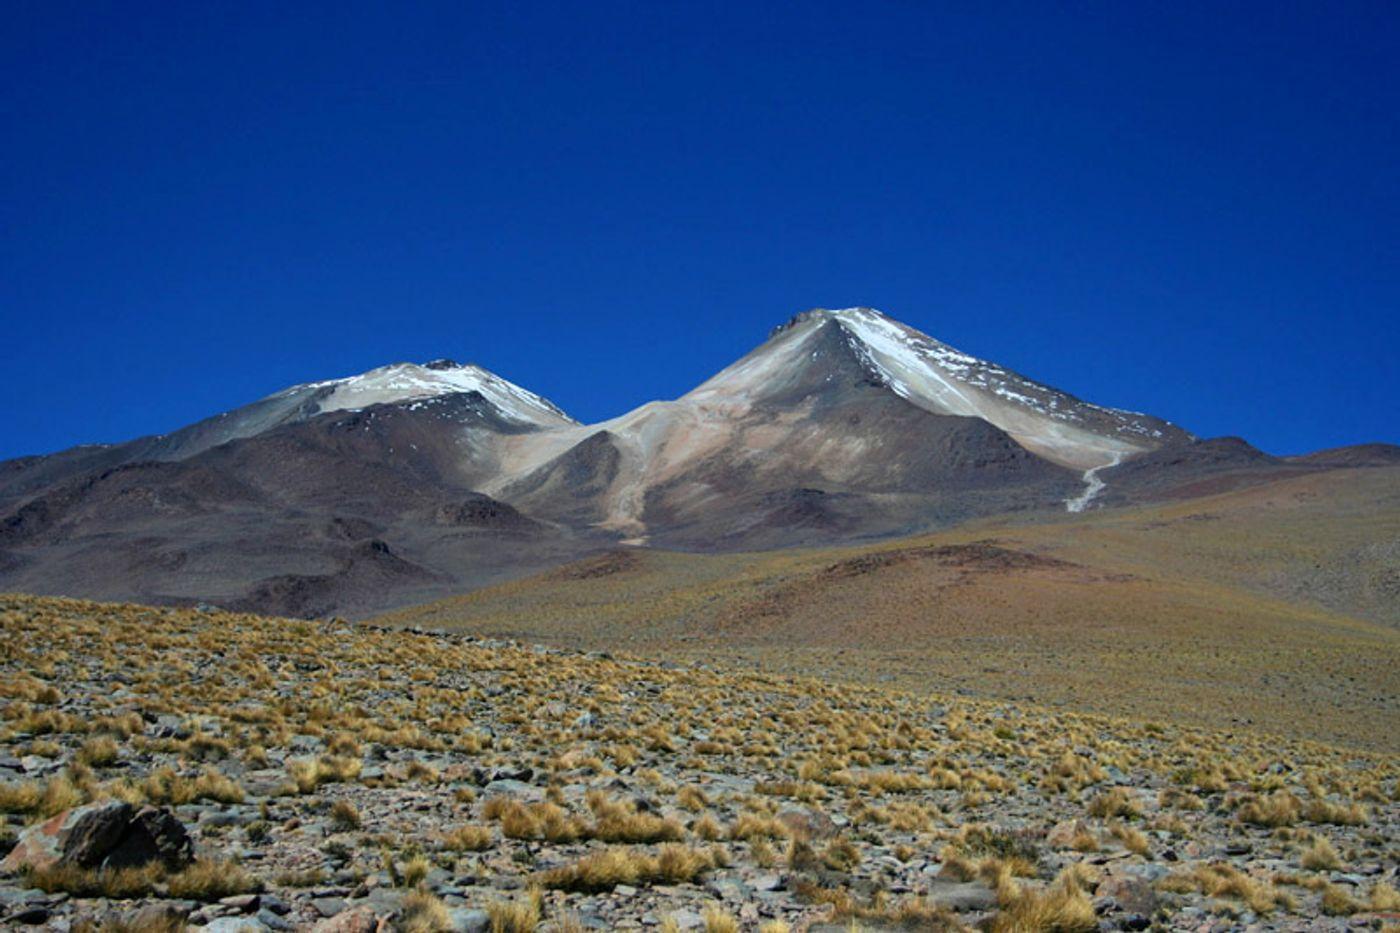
[6,905,51,925]
[447,907,490,933]
[927,879,998,912]
[1046,819,1092,849]
[122,902,193,929]
[776,806,836,841]
[311,906,380,933]
[1097,874,1159,916]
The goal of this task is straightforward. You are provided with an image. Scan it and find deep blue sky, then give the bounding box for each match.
[3,2,1396,459]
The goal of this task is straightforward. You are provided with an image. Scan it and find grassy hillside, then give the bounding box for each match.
[1,595,1397,930]
[381,468,1400,753]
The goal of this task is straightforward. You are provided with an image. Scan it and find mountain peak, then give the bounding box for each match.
[699,307,1190,469]
[769,306,888,338]
[293,361,577,428]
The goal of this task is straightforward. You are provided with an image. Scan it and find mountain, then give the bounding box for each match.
[1,307,1389,617]
[479,308,1192,544]
[0,361,595,616]
[0,359,575,505]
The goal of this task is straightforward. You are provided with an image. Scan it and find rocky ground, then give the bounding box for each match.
[0,595,1396,931]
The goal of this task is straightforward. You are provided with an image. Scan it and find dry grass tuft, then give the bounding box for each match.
[24,857,261,902]
[536,844,720,892]
[1236,792,1301,828]
[287,755,361,794]
[1087,787,1139,820]
[990,869,1097,933]
[442,823,494,852]
[1300,835,1340,871]
[329,799,361,831]
[487,887,542,932]
[400,886,453,932]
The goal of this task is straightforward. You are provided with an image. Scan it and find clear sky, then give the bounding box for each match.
[3,2,1396,460]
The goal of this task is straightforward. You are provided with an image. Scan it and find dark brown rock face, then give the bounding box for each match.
[101,805,195,870]
[0,801,192,874]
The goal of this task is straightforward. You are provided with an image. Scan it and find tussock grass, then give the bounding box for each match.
[287,755,361,794]
[1087,786,1139,820]
[0,593,1395,931]
[1303,799,1368,826]
[487,887,543,931]
[586,790,684,843]
[535,844,722,892]
[483,798,582,843]
[329,798,361,831]
[400,886,452,932]
[442,823,494,852]
[1161,862,1292,914]
[1300,835,1340,871]
[989,869,1098,933]
[24,858,260,901]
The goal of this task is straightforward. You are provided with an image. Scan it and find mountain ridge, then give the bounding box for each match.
[1,306,1391,617]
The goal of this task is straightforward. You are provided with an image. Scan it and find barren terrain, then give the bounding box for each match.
[1,596,1397,931]
[383,468,1400,753]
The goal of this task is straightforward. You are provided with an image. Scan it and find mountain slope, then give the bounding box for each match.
[0,387,599,617]
[0,360,574,509]
[1,306,1387,616]
[380,464,1400,751]
[693,308,1191,468]
[479,309,1191,543]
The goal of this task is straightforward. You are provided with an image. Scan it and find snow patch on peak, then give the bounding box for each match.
[291,361,576,428]
[746,307,1187,470]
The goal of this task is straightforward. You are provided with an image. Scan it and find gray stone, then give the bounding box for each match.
[927,879,998,912]
[201,918,270,932]
[260,894,290,915]
[1097,875,1159,917]
[124,903,194,930]
[220,893,261,911]
[775,806,836,841]
[151,714,189,739]
[256,910,296,932]
[706,878,749,900]
[752,873,784,891]
[447,907,490,933]
[20,756,60,775]
[482,779,543,802]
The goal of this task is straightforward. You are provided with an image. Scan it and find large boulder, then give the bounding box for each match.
[0,800,192,874]
[0,800,130,873]
[103,805,194,869]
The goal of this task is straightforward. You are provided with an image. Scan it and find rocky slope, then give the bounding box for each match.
[0,595,1396,931]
